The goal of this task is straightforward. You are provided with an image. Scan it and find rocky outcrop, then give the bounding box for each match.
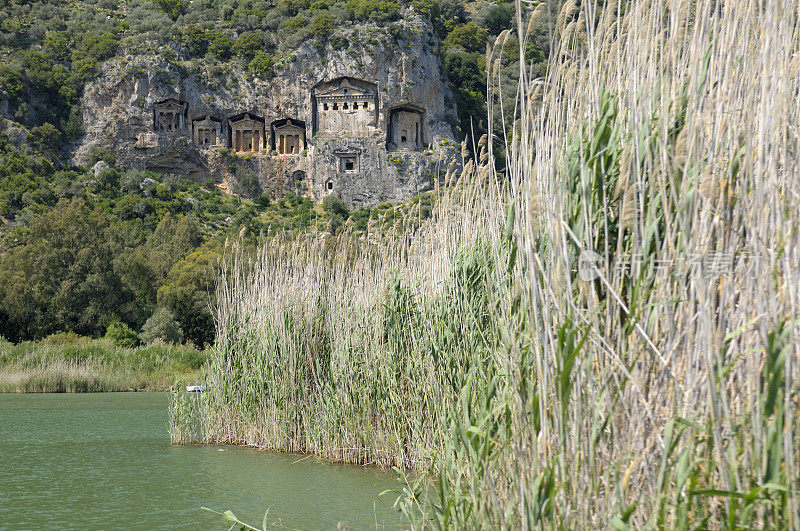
[74,11,460,207]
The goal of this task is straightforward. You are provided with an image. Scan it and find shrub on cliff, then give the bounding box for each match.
[232,32,266,59]
[232,169,261,198]
[345,0,400,22]
[207,31,235,59]
[248,51,275,79]
[309,13,334,39]
[322,194,349,218]
[153,0,189,20]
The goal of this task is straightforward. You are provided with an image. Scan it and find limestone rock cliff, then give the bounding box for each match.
[74,12,461,207]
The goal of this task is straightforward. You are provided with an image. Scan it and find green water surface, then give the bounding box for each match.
[0,393,403,530]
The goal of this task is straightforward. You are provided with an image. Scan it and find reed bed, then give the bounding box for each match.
[172,0,800,526]
[0,336,207,392]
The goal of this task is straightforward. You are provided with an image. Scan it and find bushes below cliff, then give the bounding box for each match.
[0,132,437,344]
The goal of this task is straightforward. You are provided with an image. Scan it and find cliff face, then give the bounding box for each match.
[74,12,461,207]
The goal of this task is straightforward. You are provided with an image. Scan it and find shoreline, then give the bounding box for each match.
[0,336,208,393]
[0,368,202,393]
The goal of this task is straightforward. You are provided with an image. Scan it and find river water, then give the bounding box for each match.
[0,393,404,530]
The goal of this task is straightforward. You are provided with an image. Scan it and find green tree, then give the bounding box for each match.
[233,32,265,59]
[182,25,209,57]
[345,0,400,21]
[30,123,62,155]
[92,167,121,197]
[483,4,515,35]
[153,0,189,20]
[410,0,440,20]
[322,194,349,218]
[283,15,308,31]
[44,31,72,61]
[139,307,184,344]
[443,22,489,52]
[0,199,128,340]
[208,32,234,59]
[81,32,120,61]
[104,321,138,347]
[148,213,202,266]
[157,248,220,347]
[113,247,161,327]
[277,0,311,17]
[309,13,334,39]
[444,49,487,137]
[0,66,25,109]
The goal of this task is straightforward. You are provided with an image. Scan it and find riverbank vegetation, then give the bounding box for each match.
[0,148,435,345]
[173,0,800,527]
[0,333,207,392]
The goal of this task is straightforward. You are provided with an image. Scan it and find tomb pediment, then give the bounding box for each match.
[273,118,305,134]
[229,113,264,127]
[316,87,373,99]
[275,124,304,134]
[313,77,377,99]
[193,115,221,128]
[155,98,185,109]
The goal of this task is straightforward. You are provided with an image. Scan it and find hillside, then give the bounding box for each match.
[0,0,553,344]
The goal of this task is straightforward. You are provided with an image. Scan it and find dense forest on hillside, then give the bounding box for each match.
[0,0,554,344]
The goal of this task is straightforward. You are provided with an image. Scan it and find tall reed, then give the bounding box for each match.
[172,0,800,526]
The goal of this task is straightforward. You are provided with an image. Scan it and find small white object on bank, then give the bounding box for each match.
[186,385,206,392]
